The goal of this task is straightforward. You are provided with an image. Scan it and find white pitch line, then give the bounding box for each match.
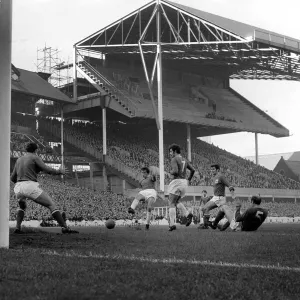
[42,250,300,273]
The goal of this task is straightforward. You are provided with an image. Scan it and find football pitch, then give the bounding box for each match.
[1,224,300,300]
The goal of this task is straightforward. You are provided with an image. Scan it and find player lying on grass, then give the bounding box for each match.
[168,144,195,232]
[217,195,268,231]
[10,142,78,234]
[128,167,157,230]
[199,164,236,230]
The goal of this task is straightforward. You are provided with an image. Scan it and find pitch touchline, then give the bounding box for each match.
[42,250,300,273]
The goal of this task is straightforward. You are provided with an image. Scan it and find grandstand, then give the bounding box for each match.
[50,0,300,194]
[3,1,300,298]
[7,0,300,221]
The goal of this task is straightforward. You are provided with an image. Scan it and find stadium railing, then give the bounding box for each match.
[77,53,138,116]
[10,150,61,163]
[41,122,143,184]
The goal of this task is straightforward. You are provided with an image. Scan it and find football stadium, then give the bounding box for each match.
[1,0,300,299]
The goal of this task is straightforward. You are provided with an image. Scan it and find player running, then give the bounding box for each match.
[10,142,78,234]
[199,164,236,230]
[219,195,268,231]
[197,190,211,227]
[168,144,195,232]
[128,167,157,230]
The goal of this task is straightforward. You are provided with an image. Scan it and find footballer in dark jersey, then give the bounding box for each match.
[128,167,157,230]
[167,144,195,231]
[218,195,268,231]
[235,195,268,231]
[11,142,78,234]
[199,164,236,230]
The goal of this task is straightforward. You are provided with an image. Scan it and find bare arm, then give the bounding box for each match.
[35,156,61,175]
[187,161,195,182]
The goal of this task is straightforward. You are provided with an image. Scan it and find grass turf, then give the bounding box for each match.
[1,224,300,300]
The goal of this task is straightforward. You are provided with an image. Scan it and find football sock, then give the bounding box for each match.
[204,214,210,226]
[16,209,25,230]
[213,211,225,226]
[131,199,139,210]
[220,221,230,231]
[177,203,189,217]
[51,210,67,228]
[199,210,204,224]
[146,211,151,225]
[169,207,176,226]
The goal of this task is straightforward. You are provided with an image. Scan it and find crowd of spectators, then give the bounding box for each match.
[8,175,300,221]
[9,175,139,222]
[40,118,300,190]
[11,113,57,154]
[10,133,30,152]
[11,132,54,154]
[9,106,300,223]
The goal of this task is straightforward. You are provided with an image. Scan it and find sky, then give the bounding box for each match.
[12,0,300,158]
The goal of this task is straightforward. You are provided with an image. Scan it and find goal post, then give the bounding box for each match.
[0,0,13,249]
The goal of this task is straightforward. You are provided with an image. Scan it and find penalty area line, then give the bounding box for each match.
[42,250,300,273]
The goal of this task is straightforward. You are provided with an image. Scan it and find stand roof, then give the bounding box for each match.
[75,0,300,81]
[12,66,74,104]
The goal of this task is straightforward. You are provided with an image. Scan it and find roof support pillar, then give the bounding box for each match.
[255,133,259,165]
[0,0,12,249]
[187,124,192,162]
[101,96,109,191]
[102,99,107,157]
[60,106,64,181]
[73,46,77,101]
[156,1,165,192]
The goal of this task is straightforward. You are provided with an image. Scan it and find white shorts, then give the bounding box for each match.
[139,189,157,201]
[168,179,188,197]
[209,196,226,207]
[14,181,43,201]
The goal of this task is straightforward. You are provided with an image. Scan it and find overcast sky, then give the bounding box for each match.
[12,0,300,157]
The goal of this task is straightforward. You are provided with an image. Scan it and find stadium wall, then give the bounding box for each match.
[125,186,300,203]
[8,216,300,228]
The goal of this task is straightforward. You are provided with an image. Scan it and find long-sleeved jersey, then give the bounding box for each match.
[11,153,60,183]
[170,155,195,181]
[140,175,156,190]
[235,207,268,231]
[213,174,232,197]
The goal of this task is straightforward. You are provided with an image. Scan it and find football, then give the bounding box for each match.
[105,219,116,229]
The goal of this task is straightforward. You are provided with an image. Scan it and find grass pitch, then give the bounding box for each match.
[1,224,300,300]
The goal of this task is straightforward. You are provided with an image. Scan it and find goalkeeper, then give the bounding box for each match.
[218,195,268,231]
